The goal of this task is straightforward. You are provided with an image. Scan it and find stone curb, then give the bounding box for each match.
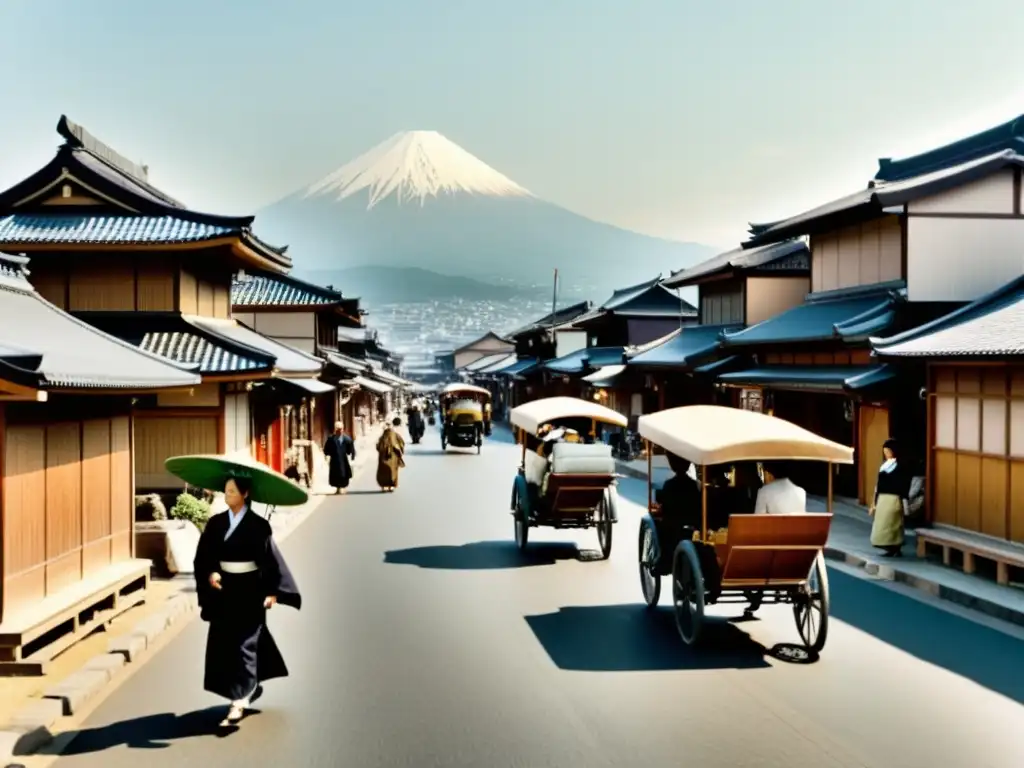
[0,428,383,761]
[822,546,1024,629]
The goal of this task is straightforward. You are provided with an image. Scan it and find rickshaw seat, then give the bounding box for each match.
[549,442,614,475]
[544,473,614,518]
[716,513,831,587]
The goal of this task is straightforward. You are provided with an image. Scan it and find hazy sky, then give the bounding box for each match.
[1,1,1022,249]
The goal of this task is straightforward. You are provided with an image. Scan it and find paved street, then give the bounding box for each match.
[39,429,1024,767]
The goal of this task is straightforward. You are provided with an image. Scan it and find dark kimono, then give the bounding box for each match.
[193,509,301,701]
[323,433,356,489]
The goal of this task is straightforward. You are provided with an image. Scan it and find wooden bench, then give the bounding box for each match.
[0,559,150,675]
[916,526,1024,586]
[545,474,615,518]
[717,514,832,589]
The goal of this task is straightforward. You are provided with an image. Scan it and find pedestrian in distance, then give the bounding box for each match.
[323,421,356,494]
[868,438,911,557]
[376,417,406,492]
[193,475,301,727]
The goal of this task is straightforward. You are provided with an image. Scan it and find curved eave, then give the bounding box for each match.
[0,149,259,230]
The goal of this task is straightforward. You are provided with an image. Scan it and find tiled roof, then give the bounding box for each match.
[0,116,292,271]
[663,239,810,288]
[747,150,1024,246]
[873,275,1024,358]
[140,328,271,374]
[721,285,902,346]
[545,346,625,374]
[875,114,1024,182]
[628,324,737,368]
[718,364,895,392]
[452,331,514,354]
[0,214,233,245]
[232,270,342,307]
[0,254,200,390]
[508,301,592,338]
[188,316,323,376]
[558,281,696,329]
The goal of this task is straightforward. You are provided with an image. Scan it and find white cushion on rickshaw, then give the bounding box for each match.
[524,450,548,486]
[549,442,614,475]
[450,398,483,414]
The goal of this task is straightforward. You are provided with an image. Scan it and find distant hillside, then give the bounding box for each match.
[256,130,718,297]
[295,266,540,306]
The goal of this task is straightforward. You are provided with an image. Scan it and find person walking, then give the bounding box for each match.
[376,417,406,492]
[323,421,356,494]
[869,438,911,557]
[193,475,301,726]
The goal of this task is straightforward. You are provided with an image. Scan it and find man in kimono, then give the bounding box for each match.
[323,421,356,494]
[193,475,301,725]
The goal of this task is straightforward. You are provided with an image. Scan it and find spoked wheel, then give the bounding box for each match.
[672,540,706,646]
[595,493,613,560]
[794,552,830,652]
[514,501,529,551]
[638,519,661,608]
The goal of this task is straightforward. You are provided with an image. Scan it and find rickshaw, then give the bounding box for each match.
[636,405,853,652]
[440,382,492,454]
[509,396,628,559]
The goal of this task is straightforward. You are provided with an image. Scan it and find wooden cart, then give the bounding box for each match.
[636,405,854,652]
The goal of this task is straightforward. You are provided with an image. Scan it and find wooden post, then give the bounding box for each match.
[827,461,833,514]
[701,465,708,539]
[646,441,652,512]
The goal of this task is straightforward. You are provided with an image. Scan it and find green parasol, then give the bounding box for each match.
[163,454,309,507]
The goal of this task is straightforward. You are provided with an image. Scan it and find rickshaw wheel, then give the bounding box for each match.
[514,501,529,551]
[638,519,661,608]
[596,496,613,559]
[672,540,705,646]
[794,552,830,652]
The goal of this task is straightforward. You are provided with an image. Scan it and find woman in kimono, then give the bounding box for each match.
[323,421,356,494]
[869,438,911,557]
[376,417,406,492]
[193,475,301,725]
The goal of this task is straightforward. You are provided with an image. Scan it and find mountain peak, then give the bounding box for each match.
[302,130,533,208]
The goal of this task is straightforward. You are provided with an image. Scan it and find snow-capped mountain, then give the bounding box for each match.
[303,130,533,207]
[256,131,716,296]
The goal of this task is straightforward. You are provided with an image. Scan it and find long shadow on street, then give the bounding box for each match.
[616,475,1024,704]
[35,707,284,756]
[384,540,580,569]
[525,603,771,671]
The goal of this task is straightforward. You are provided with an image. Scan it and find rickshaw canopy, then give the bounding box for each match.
[442,382,491,400]
[510,396,628,435]
[638,405,854,466]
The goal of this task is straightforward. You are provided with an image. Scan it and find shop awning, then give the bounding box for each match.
[721,288,901,347]
[276,377,336,395]
[628,324,736,369]
[718,364,896,392]
[499,357,538,376]
[476,353,519,374]
[325,352,368,374]
[583,364,627,387]
[353,375,393,394]
[371,368,410,387]
[545,346,625,375]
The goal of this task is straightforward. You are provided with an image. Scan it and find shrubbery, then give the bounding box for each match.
[168,492,212,531]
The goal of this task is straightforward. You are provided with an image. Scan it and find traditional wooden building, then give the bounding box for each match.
[452,332,515,370]
[232,269,365,451]
[0,116,325,488]
[873,276,1024,560]
[0,251,200,670]
[505,300,592,406]
[564,276,697,348]
[733,119,1024,501]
